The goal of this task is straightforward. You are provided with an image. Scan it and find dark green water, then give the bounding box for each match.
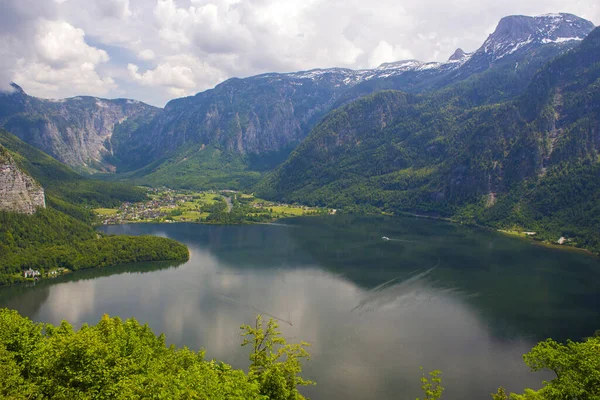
[1,215,599,399]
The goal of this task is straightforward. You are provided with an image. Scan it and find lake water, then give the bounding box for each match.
[1,215,599,399]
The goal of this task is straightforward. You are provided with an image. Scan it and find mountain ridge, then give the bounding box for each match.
[0,84,160,173]
[0,13,595,189]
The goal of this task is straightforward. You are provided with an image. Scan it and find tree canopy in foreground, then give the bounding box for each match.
[0,308,598,399]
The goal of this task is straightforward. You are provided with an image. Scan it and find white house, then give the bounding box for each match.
[23,268,41,278]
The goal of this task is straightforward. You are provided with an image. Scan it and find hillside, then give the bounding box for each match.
[257,27,600,252]
[0,130,189,286]
[114,14,593,190]
[0,129,147,221]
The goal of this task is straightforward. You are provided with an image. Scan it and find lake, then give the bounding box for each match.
[1,215,599,399]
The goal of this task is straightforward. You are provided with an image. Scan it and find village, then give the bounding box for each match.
[95,188,329,225]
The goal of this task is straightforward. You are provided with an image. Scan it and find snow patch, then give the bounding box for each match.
[541,36,584,44]
[258,49,473,88]
[505,36,534,56]
[538,13,565,19]
[417,62,443,71]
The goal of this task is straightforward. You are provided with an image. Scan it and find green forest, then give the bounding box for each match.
[0,310,312,400]
[115,145,263,191]
[0,207,189,287]
[0,309,598,400]
[0,208,188,286]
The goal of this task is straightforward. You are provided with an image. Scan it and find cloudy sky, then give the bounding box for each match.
[1,0,598,107]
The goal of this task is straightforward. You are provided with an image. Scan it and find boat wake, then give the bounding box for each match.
[382,236,420,244]
[351,260,458,314]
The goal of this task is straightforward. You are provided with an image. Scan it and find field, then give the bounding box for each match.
[94,208,119,216]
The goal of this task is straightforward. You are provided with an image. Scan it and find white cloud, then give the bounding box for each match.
[97,0,132,19]
[14,60,117,98]
[128,63,195,89]
[138,49,155,60]
[35,20,109,67]
[5,17,116,98]
[128,54,226,99]
[369,41,415,68]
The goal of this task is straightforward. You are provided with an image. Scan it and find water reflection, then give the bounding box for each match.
[1,216,599,399]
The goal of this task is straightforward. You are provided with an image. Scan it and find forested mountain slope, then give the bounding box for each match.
[0,130,188,286]
[257,27,600,252]
[0,130,146,222]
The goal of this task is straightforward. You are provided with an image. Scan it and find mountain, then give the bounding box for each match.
[0,144,45,214]
[0,85,159,173]
[126,13,593,179]
[456,13,594,75]
[0,14,594,189]
[256,26,600,252]
[333,13,595,107]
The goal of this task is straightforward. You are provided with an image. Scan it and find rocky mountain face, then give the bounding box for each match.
[133,53,469,165]
[459,13,595,75]
[0,85,160,173]
[0,145,45,214]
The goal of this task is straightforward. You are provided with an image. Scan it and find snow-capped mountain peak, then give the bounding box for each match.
[253,13,593,90]
[479,13,595,62]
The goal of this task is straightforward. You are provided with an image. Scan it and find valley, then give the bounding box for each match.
[1,8,600,400]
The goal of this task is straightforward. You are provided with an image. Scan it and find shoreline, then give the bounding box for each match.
[98,209,599,258]
[495,230,595,256]
[1,257,189,289]
[94,211,326,227]
[396,211,597,257]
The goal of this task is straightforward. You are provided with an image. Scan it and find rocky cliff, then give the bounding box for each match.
[0,145,45,214]
[454,13,595,77]
[0,85,160,173]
